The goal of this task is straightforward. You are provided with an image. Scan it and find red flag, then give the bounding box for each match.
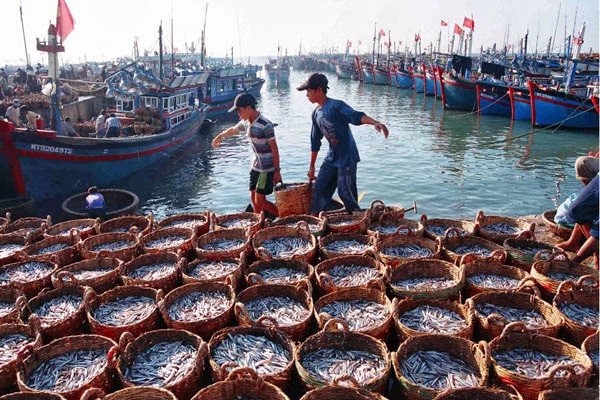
[441,20,448,27]
[463,16,475,30]
[379,28,386,37]
[414,33,421,42]
[56,0,75,41]
[454,23,464,35]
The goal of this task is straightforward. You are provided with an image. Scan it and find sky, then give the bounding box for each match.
[2,0,598,66]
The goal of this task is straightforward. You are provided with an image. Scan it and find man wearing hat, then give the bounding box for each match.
[297,72,389,214]
[211,93,282,217]
[5,99,21,125]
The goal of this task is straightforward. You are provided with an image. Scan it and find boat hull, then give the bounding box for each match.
[413,74,425,93]
[508,87,532,121]
[440,74,477,111]
[395,71,413,89]
[476,82,511,117]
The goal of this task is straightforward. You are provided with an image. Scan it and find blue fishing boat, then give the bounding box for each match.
[413,68,426,94]
[476,80,511,117]
[372,66,391,86]
[439,73,477,111]
[395,69,413,89]
[508,86,532,121]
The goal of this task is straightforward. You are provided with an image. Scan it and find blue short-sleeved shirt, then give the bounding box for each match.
[310,98,365,168]
[567,173,599,238]
[234,113,276,172]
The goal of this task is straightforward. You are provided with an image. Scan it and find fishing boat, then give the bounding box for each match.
[439,54,477,111]
[476,80,511,117]
[395,68,414,89]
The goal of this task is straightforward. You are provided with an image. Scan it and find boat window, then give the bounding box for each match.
[116,98,134,112]
[142,96,159,109]
[162,98,168,111]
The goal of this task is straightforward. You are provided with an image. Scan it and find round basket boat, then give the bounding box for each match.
[421,214,476,241]
[388,258,465,301]
[158,212,210,237]
[541,209,573,240]
[44,218,99,240]
[61,188,139,220]
[475,210,535,244]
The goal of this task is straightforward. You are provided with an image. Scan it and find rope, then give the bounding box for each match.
[447,92,509,118]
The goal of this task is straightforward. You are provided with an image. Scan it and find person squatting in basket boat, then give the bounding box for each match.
[297,72,389,214]
[211,93,282,217]
[85,186,107,220]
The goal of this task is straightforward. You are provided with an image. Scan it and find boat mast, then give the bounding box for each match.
[551,3,561,54]
[170,0,175,78]
[159,22,164,81]
[201,3,208,70]
[19,1,31,66]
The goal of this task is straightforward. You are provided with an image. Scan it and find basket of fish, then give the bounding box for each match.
[121,252,184,293]
[393,299,474,342]
[489,322,593,400]
[195,228,251,261]
[159,281,235,341]
[0,259,57,298]
[235,283,314,341]
[553,278,599,346]
[432,387,522,400]
[141,226,196,259]
[80,386,178,400]
[22,280,90,342]
[0,287,27,324]
[99,213,154,235]
[269,214,326,237]
[252,222,317,263]
[113,329,208,400]
[244,258,314,294]
[581,330,599,386]
[475,210,535,245]
[537,387,599,400]
[502,231,557,270]
[388,258,465,301]
[183,256,244,290]
[319,210,368,234]
[375,232,441,267]
[18,229,81,267]
[51,256,123,294]
[541,209,573,240]
[315,254,388,295]
[44,218,99,240]
[4,216,51,243]
[208,325,295,390]
[420,215,476,241]
[530,250,599,302]
[191,367,291,400]
[0,233,31,267]
[318,232,375,259]
[0,322,43,392]
[314,286,393,341]
[295,322,391,393]
[460,253,539,299]
[79,232,141,262]
[441,228,506,264]
[392,333,489,400]
[158,212,210,237]
[299,375,391,400]
[0,392,66,400]
[16,334,116,400]
[85,285,161,342]
[465,291,564,341]
[212,211,264,236]
[367,214,424,239]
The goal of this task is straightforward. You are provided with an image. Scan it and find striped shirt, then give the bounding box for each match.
[235,113,276,172]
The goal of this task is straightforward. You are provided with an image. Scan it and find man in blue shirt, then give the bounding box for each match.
[85,186,107,219]
[297,73,389,214]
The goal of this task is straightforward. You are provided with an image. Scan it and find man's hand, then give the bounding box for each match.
[374,122,389,138]
[211,136,221,148]
[307,166,316,180]
[273,170,282,184]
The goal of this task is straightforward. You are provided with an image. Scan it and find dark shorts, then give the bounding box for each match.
[249,170,275,195]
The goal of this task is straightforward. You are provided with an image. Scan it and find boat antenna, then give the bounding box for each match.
[159,21,164,81]
[551,2,561,54]
[19,1,31,66]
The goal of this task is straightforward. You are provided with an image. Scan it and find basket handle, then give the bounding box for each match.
[28,313,42,334]
[295,220,311,238]
[323,318,349,332]
[320,273,336,292]
[226,366,261,382]
[69,228,82,243]
[234,302,251,324]
[145,212,154,229]
[255,315,280,329]
[486,313,509,328]
[256,247,273,261]
[118,331,134,351]
[220,361,240,375]
[475,210,485,224]
[331,374,361,388]
[556,280,577,295]
[475,340,491,366]
[547,364,580,385]
[487,249,507,264]
[14,295,29,315]
[394,225,412,236]
[515,230,535,240]
[297,279,313,297]
[83,287,98,309]
[499,321,531,339]
[156,288,165,304]
[16,343,34,365]
[458,252,479,267]
[80,388,105,400]
[14,250,29,262]
[97,249,112,259]
[55,270,78,289]
[443,227,462,240]
[107,345,120,368]
[576,274,599,288]
[515,279,541,297]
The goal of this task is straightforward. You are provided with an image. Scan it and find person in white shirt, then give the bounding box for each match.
[105,113,122,137]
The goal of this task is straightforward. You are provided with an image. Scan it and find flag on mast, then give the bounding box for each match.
[56,0,75,41]
[463,16,475,31]
[454,24,464,35]
[441,20,448,27]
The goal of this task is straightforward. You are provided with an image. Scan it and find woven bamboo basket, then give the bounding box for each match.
[460,253,539,299]
[393,298,474,342]
[367,214,425,238]
[212,211,264,236]
[503,231,557,271]
[375,232,441,267]
[81,386,178,400]
[195,228,251,261]
[0,287,26,324]
[295,323,391,394]
[182,255,245,290]
[252,222,317,264]
[207,325,295,390]
[192,367,291,400]
[0,392,66,400]
[274,182,312,217]
[23,282,90,343]
[318,232,375,259]
[319,210,368,234]
[581,330,599,387]
[0,234,31,266]
[530,250,599,302]
[0,322,42,392]
[4,216,51,243]
[85,285,161,341]
[244,258,314,294]
[158,212,210,237]
[16,334,117,400]
[489,323,593,400]
[465,291,564,341]
[553,278,599,346]
[299,375,391,400]
[388,258,464,301]
[420,214,476,241]
[392,334,490,400]
[314,286,393,341]
[270,214,326,237]
[537,387,599,400]
[121,252,184,293]
[79,232,141,262]
[99,214,153,235]
[366,199,410,222]
[159,281,235,341]
[51,256,123,294]
[0,213,10,234]
[541,210,573,240]
[235,283,314,341]
[0,259,57,298]
[44,218,99,240]
[141,226,196,259]
[441,228,507,264]
[315,254,388,295]
[113,329,207,400]
[432,387,522,400]
[19,230,81,267]
[475,210,535,244]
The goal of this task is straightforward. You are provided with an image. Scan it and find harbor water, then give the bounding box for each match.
[44,69,599,221]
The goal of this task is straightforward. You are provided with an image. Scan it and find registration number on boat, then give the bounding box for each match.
[30,144,73,154]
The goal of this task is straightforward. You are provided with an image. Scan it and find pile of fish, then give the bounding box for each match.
[90,240,134,252]
[33,294,82,327]
[324,264,381,287]
[319,299,388,331]
[244,296,310,327]
[474,303,548,328]
[466,274,521,290]
[399,305,467,335]
[259,236,312,258]
[322,240,370,255]
[0,261,54,285]
[400,350,480,390]
[30,243,70,255]
[252,267,307,285]
[92,295,156,326]
[391,276,455,291]
[301,348,386,384]
[0,333,33,365]
[168,291,231,322]
[145,235,188,250]
[126,262,177,280]
[493,348,586,378]
[188,260,239,280]
[381,244,434,259]
[125,341,196,386]
[199,239,245,251]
